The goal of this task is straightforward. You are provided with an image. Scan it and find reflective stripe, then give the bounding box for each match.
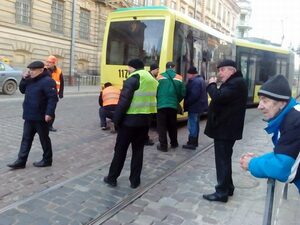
[287,152,300,183]
[133,91,157,96]
[130,102,157,107]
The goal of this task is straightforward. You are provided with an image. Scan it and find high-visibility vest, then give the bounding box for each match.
[51,67,62,93]
[126,70,158,114]
[102,86,120,106]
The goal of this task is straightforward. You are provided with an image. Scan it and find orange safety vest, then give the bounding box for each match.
[51,67,62,93]
[102,86,120,106]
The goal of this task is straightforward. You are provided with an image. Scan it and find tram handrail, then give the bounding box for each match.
[262,178,276,225]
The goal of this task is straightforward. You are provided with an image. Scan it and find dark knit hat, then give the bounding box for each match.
[166,61,175,69]
[27,61,45,69]
[187,66,198,74]
[150,63,159,71]
[217,59,237,69]
[128,59,144,69]
[258,75,291,101]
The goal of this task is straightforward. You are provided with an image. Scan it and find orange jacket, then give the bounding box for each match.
[50,67,64,97]
[102,86,120,106]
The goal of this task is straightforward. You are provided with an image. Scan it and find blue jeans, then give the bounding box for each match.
[187,112,200,138]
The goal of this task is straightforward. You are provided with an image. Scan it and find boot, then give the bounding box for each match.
[182,137,197,150]
[7,159,26,169]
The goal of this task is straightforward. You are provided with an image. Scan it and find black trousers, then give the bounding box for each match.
[107,125,148,185]
[214,139,235,196]
[156,108,178,148]
[18,120,53,163]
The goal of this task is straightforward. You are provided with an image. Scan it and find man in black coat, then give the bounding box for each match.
[7,61,58,169]
[203,59,248,202]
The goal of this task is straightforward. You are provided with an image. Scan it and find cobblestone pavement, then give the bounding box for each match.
[0,89,298,225]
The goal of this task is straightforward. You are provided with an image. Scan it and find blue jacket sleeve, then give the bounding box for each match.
[249,152,295,182]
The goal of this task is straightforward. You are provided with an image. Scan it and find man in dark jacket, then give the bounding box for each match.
[103,59,158,189]
[203,59,248,202]
[183,66,208,150]
[7,61,58,169]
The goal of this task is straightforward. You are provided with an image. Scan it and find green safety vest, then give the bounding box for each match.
[126,70,158,114]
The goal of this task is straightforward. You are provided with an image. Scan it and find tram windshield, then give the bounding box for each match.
[106,20,164,66]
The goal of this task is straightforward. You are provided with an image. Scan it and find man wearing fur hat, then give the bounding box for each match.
[104,59,158,189]
[7,61,58,169]
[203,59,248,202]
[45,55,64,132]
[240,75,300,194]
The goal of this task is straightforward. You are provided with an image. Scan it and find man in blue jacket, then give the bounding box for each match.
[240,75,300,193]
[7,61,58,169]
[183,66,208,150]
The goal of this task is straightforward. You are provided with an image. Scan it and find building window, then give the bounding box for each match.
[218,3,221,19]
[160,0,165,5]
[15,0,31,25]
[51,0,64,33]
[181,7,185,13]
[171,1,176,9]
[206,0,210,10]
[144,0,153,5]
[132,0,139,5]
[79,8,90,40]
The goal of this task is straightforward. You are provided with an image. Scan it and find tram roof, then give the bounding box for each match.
[112,6,232,43]
[234,38,290,54]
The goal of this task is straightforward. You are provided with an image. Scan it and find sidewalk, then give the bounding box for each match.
[0,85,99,102]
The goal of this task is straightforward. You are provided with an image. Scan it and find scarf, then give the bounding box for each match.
[265,98,298,145]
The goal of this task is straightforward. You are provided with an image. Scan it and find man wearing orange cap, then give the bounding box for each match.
[45,55,64,132]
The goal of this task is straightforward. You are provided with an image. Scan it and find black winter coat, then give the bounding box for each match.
[184,75,208,113]
[204,71,248,140]
[19,70,58,121]
[113,72,151,127]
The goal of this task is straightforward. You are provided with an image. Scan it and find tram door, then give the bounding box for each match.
[240,54,257,102]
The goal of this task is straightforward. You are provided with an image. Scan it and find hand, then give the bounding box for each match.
[45,115,53,122]
[240,152,256,171]
[22,71,30,79]
[208,76,217,84]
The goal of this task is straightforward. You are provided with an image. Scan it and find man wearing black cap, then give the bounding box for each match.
[104,58,158,188]
[7,61,58,169]
[182,66,208,150]
[240,75,300,194]
[203,59,248,202]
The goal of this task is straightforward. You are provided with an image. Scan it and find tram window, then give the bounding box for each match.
[106,20,164,65]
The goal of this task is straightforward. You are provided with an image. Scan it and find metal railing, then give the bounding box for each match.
[64,74,100,86]
[262,179,289,225]
[262,178,276,225]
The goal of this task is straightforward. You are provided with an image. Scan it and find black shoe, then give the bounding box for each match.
[49,127,57,132]
[228,189,234,196]
[157,144,167,152]
[170,144,178,149]
[103,176,117,187]
[144,139,154,146]
[33,160,52,167]
[182,144,196,150]
[7,160,26,169]
[203,192,228,203]
[130,183,140,189]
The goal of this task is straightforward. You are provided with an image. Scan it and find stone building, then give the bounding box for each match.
[0,0,240,82]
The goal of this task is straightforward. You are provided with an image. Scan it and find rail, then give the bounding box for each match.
[262,179,290,225]
[65,74,100,87]
[262,178,276,225]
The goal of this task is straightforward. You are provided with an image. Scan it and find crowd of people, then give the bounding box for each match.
[7,57,300,201]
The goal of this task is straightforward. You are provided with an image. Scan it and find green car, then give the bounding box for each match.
[0,61,22,95]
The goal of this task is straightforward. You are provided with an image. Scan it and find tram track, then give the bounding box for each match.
[86,142,214,225]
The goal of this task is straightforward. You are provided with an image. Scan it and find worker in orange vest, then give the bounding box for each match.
[99,82,120,130]
[45,55,64,132]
